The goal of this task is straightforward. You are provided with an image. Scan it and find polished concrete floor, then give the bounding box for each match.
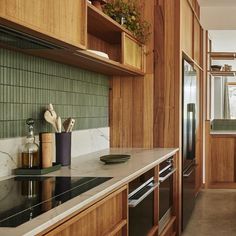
[182,189,236,236]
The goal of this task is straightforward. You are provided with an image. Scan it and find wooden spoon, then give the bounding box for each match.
[44,110,58,132]
[57,116,62,133]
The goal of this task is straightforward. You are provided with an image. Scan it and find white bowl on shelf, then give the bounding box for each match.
[87,49,109,59]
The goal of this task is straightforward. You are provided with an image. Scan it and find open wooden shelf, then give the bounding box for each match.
[209,52,236,60]
[19,48,144,76]
[208,70,236,77]
[87,4,136,44]
[86,3,145,75]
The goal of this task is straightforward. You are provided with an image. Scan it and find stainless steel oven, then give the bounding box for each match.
[159,157,176,233]
[128,169,159,236]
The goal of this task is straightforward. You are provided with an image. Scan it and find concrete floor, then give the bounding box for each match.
[182,189,236,236]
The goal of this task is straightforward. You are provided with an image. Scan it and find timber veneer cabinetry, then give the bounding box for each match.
[40,186,128,236]
[36,152,180,236]
[0,0,145,76]
[181,0,203,68]
[0,0,87,49]
[205,121,236,188]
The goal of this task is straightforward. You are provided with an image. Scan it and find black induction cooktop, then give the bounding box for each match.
[0,176,112,227]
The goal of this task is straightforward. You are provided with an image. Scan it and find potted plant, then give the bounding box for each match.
[103,0,150,44]
[90,0,107,11]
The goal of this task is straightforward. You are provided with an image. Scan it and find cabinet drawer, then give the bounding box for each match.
[0,0,86,48]
[122,33,145,71]
[43,186,128,236]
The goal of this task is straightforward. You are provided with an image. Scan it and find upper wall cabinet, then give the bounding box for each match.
[0,0,87,49]
[181,0,203,68]
[181,0,193,57]
[0,1,145,76]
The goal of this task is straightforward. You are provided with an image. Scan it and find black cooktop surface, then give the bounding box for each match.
[0,176,112,227]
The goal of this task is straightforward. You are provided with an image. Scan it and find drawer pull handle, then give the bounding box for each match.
[159,168,176,183]
[128,177,159,208]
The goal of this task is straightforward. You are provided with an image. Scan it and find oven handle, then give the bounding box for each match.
[159,168,176,183]
[128,182,159,208]
[183,164,197,178]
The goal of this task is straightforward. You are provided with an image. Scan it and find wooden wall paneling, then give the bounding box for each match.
[154,0,165,148]
[110,0,155,148]
[234,138,236,182]
[174,0,181,149]
[181,0,193,57]
[132,78,144,147]
[154,0,180,148]
[109,78,122,147]
[143,0,155,148]
[205,121,211,188]
[193,16,201,65]
[143,74,154,148]
[0,0,87,48]
[120,77,133,147]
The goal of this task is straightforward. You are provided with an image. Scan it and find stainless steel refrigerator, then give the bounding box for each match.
[182,59,197,231]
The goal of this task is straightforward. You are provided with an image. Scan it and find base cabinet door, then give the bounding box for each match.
[43,186,128,236]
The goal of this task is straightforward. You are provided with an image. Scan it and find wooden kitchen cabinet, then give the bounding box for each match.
[181,0,193,58]
[87,4,145,74]
[205,121,236,188]
[41,186,128,236]
[0,0,87,49]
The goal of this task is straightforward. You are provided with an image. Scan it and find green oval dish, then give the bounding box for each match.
[100,154,131,164]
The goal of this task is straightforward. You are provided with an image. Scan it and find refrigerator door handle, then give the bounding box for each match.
[183,164,197,178]
[187,103,196,160]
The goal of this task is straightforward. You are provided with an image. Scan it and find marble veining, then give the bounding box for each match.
[0,127,109,177]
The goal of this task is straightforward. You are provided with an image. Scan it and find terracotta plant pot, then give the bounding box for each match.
[91,0,106,11]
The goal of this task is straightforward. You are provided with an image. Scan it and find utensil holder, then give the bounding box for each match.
[55,132,71,166]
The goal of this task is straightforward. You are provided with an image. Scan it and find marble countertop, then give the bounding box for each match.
[0,148,178,236]
[210,130,236,135]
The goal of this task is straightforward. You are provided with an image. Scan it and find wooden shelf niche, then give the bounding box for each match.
[86,3,145,75]
[209,71,236,77]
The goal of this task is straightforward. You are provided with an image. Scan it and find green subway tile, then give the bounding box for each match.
[0,48,109,138]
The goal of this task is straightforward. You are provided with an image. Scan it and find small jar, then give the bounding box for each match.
[40,133,53,168]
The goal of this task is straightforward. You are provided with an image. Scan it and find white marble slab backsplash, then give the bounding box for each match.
[0,127,109,177]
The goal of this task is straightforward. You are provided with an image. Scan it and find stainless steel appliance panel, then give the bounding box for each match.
[158,157,176,233]
[182,59,197,231]
[182,164,196,230]
[128,169,158,236]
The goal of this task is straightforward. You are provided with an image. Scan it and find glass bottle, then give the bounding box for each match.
[21,118,39,168]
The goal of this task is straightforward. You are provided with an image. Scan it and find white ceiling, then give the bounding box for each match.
[209,30,236,51]
[198,0,236,7]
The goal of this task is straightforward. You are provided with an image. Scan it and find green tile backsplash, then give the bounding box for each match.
[0,48,109,138]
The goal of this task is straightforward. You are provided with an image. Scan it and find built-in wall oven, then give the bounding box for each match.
[128,169,159,236]
[159,157,176,233]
